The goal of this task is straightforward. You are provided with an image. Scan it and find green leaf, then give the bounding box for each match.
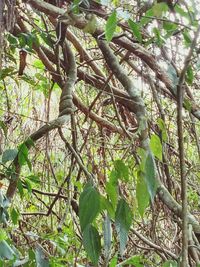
[105,11,117,42]
[136,171,149,217]
[163,260,178,267]
[115,199,132,255]
[106,181,118,210]
[184,98,192,112]
[18,143,32,170]
[0,240,16,260]
[83,15,97,34]
[186,65,194,85]
[121,255,144,266]
[175,5,190,19]
[157,118,168,142]
[150,134,162,161]
[114,159,129,181]
[128,19,142,42]
[182,30,192,47]
[0,67,15,79]
[2,149,18,164]
[79,183,100,231]
[35,245,49,267]
[109,256,118,267]
[17,180,24,199]
[0,229,7,241]
[0,121,8,138]
[152,3,168,17]
[153,27,165,46]
[144,152,158,201]
[82,224,101,265]
[168,63,178,87]
[11,207,19,225]
[27,175,40,184]
[100,196,115,219]
[25,179,32,193]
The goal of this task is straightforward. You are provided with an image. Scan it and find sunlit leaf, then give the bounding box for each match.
[152,3,168,17]
[150,134,162,161]
[105,11,117,42]
[128,19,142,42]
[121,255,144,266]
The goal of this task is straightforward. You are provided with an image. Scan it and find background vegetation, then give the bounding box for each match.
[0,0,200,266]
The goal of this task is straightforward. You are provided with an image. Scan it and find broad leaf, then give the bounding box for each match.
[35,245,49,267]
[121,255,144,266]
[18,143,32,170]
[105,11,117,42]
[0,240,16,260]
[136,171,149,217]
[109,256,118,267]
[106,181,118,210]
[11,208,19,225]
[152,3,168,17]
[79,183,100,231]
[115,199,132,255]
[100,196,115,219]
[144,152,158,201]
[114,159,129,182]
[82,225,101,265]
[150,134,162,161]
[2,149,18,164]
[128,19,142,42]
[167,64,178,91]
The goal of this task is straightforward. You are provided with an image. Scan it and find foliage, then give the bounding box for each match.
[0,0,200,266]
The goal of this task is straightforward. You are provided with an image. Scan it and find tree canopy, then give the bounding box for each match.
[0,0,200,266]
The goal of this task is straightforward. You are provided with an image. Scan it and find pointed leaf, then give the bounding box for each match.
[35,245,49,267]
[106,181,118,210]
[121,255,144,266]
[144,152,158,201]
[82,225,101,265]
[0,240,16,260]
[150,134,162,161]
[79,183,100,231]
[11,207,19,225]
[128,19,142,42]
[2,149,18,164]
[115,199,132,255]
[114,159,129,182]
[105,11,117,42]
[152,3,168,17]
[136,171,149,217]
